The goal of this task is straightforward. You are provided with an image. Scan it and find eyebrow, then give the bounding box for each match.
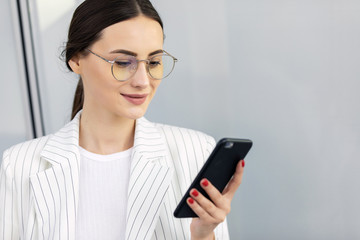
[109,49,164,57]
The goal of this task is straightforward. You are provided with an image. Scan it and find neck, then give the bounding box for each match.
[79,108,136,155]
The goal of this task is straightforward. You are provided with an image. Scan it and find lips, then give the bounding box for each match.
[121,93,148,105]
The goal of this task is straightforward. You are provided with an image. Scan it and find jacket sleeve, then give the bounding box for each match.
[204,136,230,240]
[0,149,20,240]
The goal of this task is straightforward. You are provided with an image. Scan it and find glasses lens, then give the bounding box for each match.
[148,54,175,79]
[112,56,137,81]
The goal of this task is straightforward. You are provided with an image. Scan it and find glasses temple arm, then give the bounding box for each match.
[86,49,114,63]
[163,50,178,62]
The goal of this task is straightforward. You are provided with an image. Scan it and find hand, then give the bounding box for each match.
[187,160,245,240]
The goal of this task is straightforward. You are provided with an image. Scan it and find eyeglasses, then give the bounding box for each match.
[86,49,178,81]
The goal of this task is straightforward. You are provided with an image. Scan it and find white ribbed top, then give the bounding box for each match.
[75,146,132,240]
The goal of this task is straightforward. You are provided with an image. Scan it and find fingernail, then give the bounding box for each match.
[242,160,245,168]
[191,189,199,197]
[188,198,194,204]
[201,179,209,187]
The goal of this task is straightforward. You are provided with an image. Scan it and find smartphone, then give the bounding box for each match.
[173,138,253,218]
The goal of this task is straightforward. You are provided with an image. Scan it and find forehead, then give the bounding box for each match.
[94,16,164,56]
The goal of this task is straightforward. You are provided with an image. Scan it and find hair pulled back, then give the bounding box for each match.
[63,0,163,119]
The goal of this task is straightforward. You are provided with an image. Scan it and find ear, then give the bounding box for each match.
[68,54,81,74]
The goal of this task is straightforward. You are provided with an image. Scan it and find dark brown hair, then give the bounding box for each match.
[63,0,163,119]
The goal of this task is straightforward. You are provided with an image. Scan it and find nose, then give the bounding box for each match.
[130,61,150,89]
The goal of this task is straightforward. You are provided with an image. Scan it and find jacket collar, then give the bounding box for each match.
[39,111,169,167]
[34,111,173,240]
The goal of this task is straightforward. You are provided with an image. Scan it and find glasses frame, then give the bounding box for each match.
[86,48,178,81]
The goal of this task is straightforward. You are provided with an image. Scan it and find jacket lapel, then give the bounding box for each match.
[29,112,81,240]
[125,118,173,240]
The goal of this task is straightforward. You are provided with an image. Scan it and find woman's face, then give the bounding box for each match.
[72,16,164,120]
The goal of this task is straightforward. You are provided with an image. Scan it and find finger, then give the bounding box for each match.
[189,188,221,218]
[186,197,215,221]
[199,179,226,210]
[222,160,244,199]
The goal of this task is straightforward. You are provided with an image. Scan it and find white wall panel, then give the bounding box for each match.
[0,0,33,155]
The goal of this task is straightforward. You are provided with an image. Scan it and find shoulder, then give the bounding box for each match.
[1,135,52,178]
[3,135,51,161]
[2,112,81,172]
[142,118,216,159]
[156,122,215,147]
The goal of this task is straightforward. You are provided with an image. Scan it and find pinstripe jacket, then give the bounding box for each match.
[0,111,229,240]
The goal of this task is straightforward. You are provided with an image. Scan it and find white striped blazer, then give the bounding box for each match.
[0,111,229,240]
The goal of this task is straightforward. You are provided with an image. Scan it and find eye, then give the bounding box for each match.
[149,60,161,68]
[114,60,132,68]
[149,56,162,68]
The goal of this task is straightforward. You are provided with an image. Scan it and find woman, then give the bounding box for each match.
[0,0,244,239]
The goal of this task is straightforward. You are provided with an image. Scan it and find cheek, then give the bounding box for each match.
[150,81,161,96]
[82,64,119,100]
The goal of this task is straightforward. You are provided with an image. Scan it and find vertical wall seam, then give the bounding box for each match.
[15,0,45,138]
[15,0,37,138]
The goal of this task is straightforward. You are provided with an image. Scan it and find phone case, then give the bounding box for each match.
[173,138,253,218]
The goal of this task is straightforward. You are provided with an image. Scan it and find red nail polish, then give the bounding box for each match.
[242,160,245,168]
[202,179,209,187]
[191,189,199,197]
[188,198,194,204]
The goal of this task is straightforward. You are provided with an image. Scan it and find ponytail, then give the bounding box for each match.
[71,77,84,120]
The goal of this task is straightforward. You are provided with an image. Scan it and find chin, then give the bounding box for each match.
[124,108,147,120]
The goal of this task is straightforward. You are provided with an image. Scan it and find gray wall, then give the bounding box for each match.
[151,1,360,239]
[1,0,360,239]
